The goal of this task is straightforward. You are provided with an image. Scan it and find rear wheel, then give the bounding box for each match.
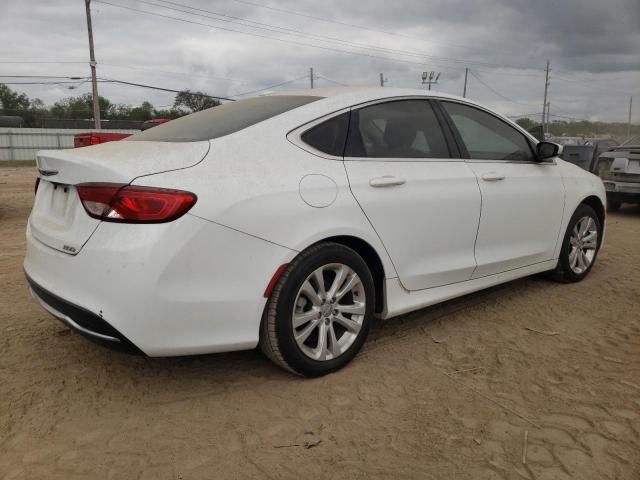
[260,242,374,377]
[551,204,601,282]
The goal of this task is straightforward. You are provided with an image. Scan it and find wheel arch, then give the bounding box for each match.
[310,235,387,314]
[580,195,605,229]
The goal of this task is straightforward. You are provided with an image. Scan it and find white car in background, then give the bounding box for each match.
[24,87,606,377]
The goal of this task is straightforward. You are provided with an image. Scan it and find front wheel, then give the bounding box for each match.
[260,242,375,377]
[551,204,602,282]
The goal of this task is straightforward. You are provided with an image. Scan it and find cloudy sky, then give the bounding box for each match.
[1,0,639,122]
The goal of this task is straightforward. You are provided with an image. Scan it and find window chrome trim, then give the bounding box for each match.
[464,158,557,165]
[288,94,547,164]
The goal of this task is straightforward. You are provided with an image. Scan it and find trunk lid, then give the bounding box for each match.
[30,140,209,254]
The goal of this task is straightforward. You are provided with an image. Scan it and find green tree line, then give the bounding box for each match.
[0,84,220,127]
[515,117,638,138]
[1,83,636,137]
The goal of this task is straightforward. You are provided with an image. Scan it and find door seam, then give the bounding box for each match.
[467,163,483,279]
[341,160,402,283]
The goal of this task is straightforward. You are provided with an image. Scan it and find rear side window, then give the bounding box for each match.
[301,112,349,156]
[442,102,535,161]
[344,100,450,159]
[127,95,322,142]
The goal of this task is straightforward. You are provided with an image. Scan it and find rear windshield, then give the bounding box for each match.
[127,95,323,142]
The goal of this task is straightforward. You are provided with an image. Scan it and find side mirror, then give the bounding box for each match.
[536,142,561,161]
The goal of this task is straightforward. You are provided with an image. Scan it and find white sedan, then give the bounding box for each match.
[24,87,606,376]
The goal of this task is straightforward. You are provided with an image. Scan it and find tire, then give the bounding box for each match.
[259,242,375,377]
[550,204,602,282]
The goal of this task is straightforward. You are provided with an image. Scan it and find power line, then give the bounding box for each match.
[93,0,542,72]
[100,78,235,101]
[0,75,89,79]
[468,70,538,107]
[228,75,308,98]
[220,0,485,52]
[548,112,597,122]
[0,80,91,85]
[0,66,244,85]
[471,67,544,78]
[316,75,349,86]
[144,0,531,71]
[0,61,86,64]
[93,0,432,69]
[1,73,293,102]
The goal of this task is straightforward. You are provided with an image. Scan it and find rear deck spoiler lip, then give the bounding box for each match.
[37,168,58,177]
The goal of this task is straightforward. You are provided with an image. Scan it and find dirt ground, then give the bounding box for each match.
[1,165,639,480]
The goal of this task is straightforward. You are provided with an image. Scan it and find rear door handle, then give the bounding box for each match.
[369,176,406,188]
[481,172,506,182]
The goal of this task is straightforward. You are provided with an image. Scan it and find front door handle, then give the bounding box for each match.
[369,176,406,188]
[481,172,506,182]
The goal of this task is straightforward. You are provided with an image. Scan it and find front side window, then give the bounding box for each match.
[345,100,450,158]
[442,102,535,161]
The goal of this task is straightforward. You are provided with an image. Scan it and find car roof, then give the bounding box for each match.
[267,86,496,117]
[270,86,466,103]
[264,86,539,146]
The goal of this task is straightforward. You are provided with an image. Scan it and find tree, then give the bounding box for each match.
[152,107,184,119]
[128,101,154,121]
[51,93,114,119]
[0,84,31,113]
[515,117,536,130]
[173,90,220,112]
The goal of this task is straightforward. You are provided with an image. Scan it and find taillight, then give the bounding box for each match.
[76,183,197,223]
[90,134,100,145]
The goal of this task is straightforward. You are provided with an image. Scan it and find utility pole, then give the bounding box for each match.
[463,67,469,98]
[546,101,551,134]
[628,96,633,139]
[84,0,101,129]
[421,71,441,90]
[309,67,314,89]
[541,59,550,136]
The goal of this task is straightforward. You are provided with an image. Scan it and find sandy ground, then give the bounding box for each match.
[1,165,639,480]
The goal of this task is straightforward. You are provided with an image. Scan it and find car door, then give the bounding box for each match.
[439,100,565,278]
[343,99,481,291]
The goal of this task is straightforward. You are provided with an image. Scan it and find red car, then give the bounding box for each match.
[73,119,170,148]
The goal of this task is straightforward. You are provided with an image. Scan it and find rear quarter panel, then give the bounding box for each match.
[132,116,398,279]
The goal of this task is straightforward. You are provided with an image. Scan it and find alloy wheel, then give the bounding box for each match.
[292,263,366,361]
[568,216,598,274]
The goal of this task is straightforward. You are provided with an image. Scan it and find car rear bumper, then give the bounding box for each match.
[26,273,143,353]
[603,180,640,195]
[24,213,297,356]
